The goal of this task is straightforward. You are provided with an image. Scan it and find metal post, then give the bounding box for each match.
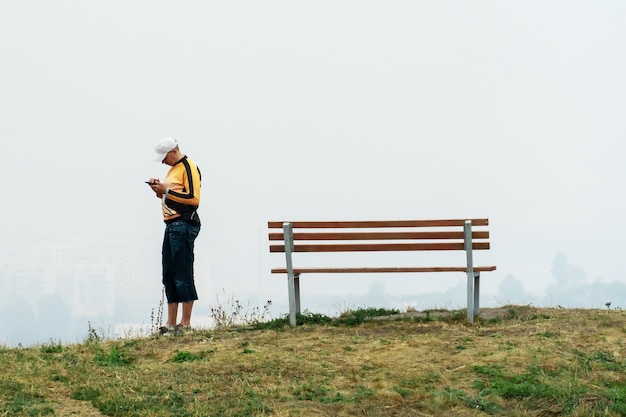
[474,272,480,316]
[464,220,475,323]
[283,222,297,327]
[294,274,301,315]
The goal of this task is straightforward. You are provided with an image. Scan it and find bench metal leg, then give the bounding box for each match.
[464,220,475,324]
[287,272,298,327]
[283,222,298,327]
[466,272,474,323]
[294,274,301,315]
[474,272,480,316]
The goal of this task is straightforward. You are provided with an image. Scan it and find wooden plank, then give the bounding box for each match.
[268,231,490,241]
[271,266,497,273]
[269,242,490,253]
[267,219,489,229]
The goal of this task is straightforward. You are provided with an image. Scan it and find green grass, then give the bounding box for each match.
[2,306,626,416]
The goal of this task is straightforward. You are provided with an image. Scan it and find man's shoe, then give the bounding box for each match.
[163,324,192,336]
[159,325,179,336]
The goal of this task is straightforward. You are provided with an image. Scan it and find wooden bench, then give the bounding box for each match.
[268,219,496,326]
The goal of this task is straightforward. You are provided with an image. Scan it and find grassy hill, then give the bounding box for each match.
[1,305,625,416]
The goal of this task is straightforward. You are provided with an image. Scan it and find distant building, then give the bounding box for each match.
[3,238,160,319]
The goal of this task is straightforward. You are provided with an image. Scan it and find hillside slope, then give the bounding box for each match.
[1,306,625,416]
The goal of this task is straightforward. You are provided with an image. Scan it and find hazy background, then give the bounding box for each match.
[1,1,625,346]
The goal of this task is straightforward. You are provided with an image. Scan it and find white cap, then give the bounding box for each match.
[154,137,178,162]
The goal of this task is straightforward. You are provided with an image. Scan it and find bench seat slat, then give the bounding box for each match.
[271,266,497,274]
[270,242,490,253]
[268,231,489,241]
[268,219,489,229]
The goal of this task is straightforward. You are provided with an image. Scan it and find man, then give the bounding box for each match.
[148,137,201,335]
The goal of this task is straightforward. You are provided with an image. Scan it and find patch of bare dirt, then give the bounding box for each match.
[44,384,108,417]
[48,395,107,417]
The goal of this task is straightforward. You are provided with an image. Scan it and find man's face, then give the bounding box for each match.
[162,150,176,166]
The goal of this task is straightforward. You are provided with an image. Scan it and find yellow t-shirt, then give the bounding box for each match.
[162,156,201,225]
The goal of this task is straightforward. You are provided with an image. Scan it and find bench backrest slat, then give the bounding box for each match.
[268,231,489,241]
[270,242,490,253]
[267,219,489,229]
[269,219,490,254]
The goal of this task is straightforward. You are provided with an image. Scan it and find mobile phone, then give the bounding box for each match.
[145,181,157,185]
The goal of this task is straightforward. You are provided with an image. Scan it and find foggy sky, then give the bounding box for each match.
[1,1,625,346]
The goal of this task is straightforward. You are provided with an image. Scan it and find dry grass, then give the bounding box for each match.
[1,306,626,416]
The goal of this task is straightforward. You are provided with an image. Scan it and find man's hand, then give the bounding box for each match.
[148,178,166,197]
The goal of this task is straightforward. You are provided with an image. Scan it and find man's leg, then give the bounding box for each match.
[162,224,179,327]
[170,223,200,326]
[180,301,194,326]
[167,302,179,327]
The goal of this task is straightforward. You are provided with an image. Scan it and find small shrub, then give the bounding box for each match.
[50,373,69,383]
[575,349,623,371]
[171,350,202,363]
[335,307,400,326]
[209,290,273,328]
[241,341,255,354]
[474,364,557,400]
[463,394,500,413]
[441,309,467,323]
[71,387,101,401]
[86,322,103,343]
[151,289,165,334]
[250,316,290,330]
[251,311,334,329]
[506,307,520,320]
[392,385,412,398]
[292,382,331,401]
[405,304,418,313]
[40,340,63,354]
[94,345,133,366]
[29,406,55,416]
[299,311,333,325]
